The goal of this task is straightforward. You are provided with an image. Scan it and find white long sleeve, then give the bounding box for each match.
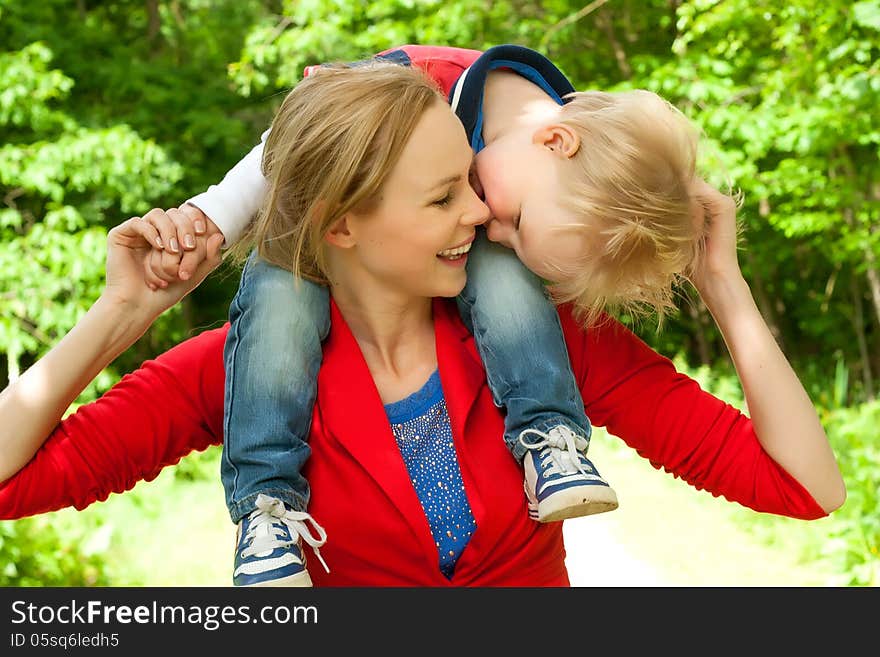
[185,130,270,246]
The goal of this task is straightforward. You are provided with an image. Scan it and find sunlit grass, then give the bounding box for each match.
[49,450,232,587]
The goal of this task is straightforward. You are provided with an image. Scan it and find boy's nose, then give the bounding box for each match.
[484,218,512,247]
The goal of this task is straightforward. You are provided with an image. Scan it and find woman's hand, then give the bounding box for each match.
[687,179,743,303]
[101,213,224,319]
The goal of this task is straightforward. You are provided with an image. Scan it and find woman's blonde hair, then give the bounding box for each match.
[229,62,444,282]
[547,89,709,326]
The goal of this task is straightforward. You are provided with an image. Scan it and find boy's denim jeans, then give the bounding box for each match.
[455,231,591,462]
[221,233,591,523]
[221,252,329,523]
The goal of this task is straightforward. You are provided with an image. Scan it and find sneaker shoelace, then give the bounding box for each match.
[519,426,591,478]
[241,494,330,573]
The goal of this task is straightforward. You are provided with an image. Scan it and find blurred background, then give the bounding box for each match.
[0,0,877,586]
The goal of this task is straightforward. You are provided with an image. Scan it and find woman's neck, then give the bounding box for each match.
[329,282,438,404]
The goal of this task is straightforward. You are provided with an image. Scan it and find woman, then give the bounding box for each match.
[0,63,844,586]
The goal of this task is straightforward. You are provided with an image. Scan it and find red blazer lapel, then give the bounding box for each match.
[432,298,484,455]
[431,299,534,583]
[431,299,491,545]
[317,300,437,564]
[317,298,491,580]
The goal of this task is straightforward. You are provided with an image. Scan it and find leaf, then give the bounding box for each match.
[853,1,880,30]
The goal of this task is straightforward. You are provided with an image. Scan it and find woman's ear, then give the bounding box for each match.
[324,213,356,249]
[533,124,580,158]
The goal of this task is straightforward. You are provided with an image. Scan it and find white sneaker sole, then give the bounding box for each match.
[526,482,619,523]
[243,569,314,587]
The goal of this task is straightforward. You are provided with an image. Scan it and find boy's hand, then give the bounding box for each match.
[136,205,224,288]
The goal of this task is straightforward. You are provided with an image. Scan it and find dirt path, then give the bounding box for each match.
[562,432,838,586]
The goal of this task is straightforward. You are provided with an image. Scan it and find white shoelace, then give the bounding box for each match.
[241,494,330,573]
[519,426,591,478]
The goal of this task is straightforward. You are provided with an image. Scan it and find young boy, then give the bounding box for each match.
[151,45,702,586]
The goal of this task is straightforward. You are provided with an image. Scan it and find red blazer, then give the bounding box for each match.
[0,301,825,586]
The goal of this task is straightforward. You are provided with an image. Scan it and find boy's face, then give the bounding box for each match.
[473,131,589,283]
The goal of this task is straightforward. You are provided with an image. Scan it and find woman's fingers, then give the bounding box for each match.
[691,179,737,220]
[141,208,177,252]
[166,207,198,252]
[120,215,163,248]
[105,212,222,298]
[180,203,209,236]
[142,206,199,254]
[116,216,167,291]
[137,206,224,284]
[687,179,742,288]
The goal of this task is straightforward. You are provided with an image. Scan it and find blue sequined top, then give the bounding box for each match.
[384,370,477,579]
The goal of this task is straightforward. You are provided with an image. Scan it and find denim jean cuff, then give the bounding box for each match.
[227,488,309,524]
[505,415,592,463]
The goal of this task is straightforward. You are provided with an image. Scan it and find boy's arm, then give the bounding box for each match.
[185,129,270,247]
[139,129,270,284]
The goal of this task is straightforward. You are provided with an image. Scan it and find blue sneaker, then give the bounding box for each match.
[520,425,618,522]
[233,494,329,587]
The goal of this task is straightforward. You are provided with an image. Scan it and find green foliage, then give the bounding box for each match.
[0,42,74,133]
[0,446,223,586]
[0,516,111,586]
[0,11,189,393]
[172,444,223,482]
[660,0,880,387]
[820,401,880,585]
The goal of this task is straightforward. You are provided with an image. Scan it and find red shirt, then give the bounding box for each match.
[0,300,825,586]
[304,45,483,96]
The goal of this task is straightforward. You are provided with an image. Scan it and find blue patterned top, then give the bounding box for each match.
[384,370,476,579]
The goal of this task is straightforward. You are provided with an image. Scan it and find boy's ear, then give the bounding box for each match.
[324,213,356,249]
[533,124,580,158]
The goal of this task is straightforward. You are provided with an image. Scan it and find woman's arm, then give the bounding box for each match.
[0,324,228,519]
[567,182,844,518]
[0,215,224,484]
[688,181,845,513]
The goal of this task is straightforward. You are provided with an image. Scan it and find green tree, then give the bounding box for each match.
[0,39,182,396]
[634,2,879,383]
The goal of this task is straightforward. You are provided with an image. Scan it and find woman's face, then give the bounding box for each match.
[344,101,490,301]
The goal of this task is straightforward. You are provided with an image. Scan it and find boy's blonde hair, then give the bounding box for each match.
[548,89,706,326]
[230,62,444,281]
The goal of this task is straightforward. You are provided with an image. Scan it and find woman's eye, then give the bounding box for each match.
[433,192,454,207]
